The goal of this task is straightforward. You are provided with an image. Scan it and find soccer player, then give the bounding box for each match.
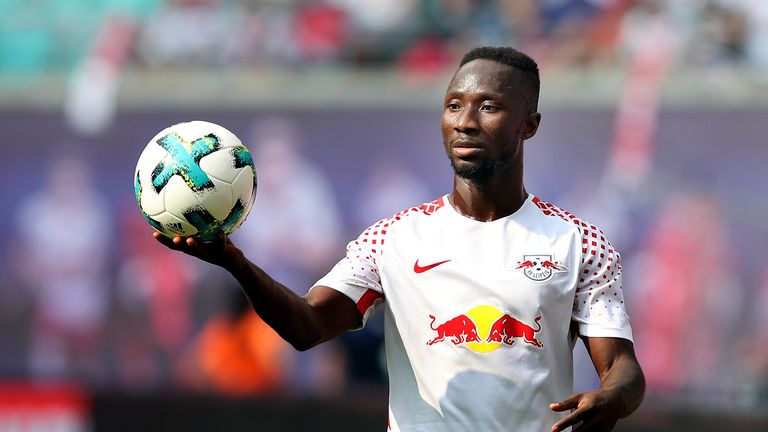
[154,46,645,431]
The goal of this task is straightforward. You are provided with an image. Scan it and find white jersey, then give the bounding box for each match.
[314,194,633,432]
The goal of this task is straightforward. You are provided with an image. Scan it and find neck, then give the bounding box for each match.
[449,170,527,222]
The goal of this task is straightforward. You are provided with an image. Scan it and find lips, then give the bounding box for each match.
[451,140,485,158]
[452,139,484,149]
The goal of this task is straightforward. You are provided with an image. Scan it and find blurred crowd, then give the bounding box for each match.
[1,118,433,399]
[2,0,768,74]
[136,0,765,72]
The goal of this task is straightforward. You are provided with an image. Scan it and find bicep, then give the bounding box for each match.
[303,220,389,341]
[304,285,363,341]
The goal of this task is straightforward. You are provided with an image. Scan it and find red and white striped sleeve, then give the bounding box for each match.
[312,217,390,328]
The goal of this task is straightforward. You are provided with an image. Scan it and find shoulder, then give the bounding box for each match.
[530,196,617,264]
[531,196,603,236]
[359,195,448,235]
[350,196,448,257]
[391,195,448,221]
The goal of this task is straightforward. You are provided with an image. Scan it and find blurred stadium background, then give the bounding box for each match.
[1,0,767,430]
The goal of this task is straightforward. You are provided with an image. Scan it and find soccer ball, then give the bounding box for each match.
[134,120,257,241]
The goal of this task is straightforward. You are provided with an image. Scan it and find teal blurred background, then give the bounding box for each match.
[1,1,767,430]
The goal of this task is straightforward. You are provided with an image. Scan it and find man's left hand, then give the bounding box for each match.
[549,388,626,432]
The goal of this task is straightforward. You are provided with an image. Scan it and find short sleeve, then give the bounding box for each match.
[571,226,633,341]
[312,219,388,328]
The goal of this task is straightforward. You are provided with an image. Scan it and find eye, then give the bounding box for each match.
[480,104,499,112]
[447,102,461,111]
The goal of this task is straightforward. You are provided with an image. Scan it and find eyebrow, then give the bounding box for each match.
[444,90,507,100]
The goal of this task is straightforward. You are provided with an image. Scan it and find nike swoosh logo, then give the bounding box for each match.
[414,259,451,274]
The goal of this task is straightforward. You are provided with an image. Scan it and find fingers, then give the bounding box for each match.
[551,390,625,431]
[152,231,233,268]
[153,231,192,252]
[184,236,210,254]
[185,234,222,249]
[153,231,178,248]
[550,393,585,432]
[550,393,581,412]
[551,406,586,432]
[565,416,613,432]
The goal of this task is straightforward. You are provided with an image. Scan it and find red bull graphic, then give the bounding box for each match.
[427,314,481,346]
[515,260,534,269]
[427,306,544,352]
[541,260,563,270]
[515,254,567,282]
[486,315,544,348]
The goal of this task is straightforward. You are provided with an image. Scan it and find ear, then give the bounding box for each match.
[522,112,541,141]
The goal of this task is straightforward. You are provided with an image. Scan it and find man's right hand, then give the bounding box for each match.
[152,231,243,270]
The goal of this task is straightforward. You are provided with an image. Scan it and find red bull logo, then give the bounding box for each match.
[427,314,481,346]
[486,315,544,348]
[427,305,544,352]
[515,254,567,282]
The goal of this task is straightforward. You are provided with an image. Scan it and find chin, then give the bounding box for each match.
[451,160,494,182]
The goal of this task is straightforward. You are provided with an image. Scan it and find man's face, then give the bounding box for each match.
[441,59,540,182]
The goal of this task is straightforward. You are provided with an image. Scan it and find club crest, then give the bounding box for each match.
[515,255,567,282]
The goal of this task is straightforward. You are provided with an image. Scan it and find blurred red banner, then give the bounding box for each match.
[0,382,90,432]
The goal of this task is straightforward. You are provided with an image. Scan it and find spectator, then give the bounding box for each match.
[14,156,111,384]
[114,204,200,390]
[629,192,739,395]
[175,283,292,395]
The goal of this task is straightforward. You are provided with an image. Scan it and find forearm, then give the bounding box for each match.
[223,251,328,351]
[152,232,359,351]
[597,352,646,417]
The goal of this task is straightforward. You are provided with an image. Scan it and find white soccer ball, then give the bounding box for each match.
[134,120,257,241]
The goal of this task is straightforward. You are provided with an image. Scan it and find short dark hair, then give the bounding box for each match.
[459,46,540,111]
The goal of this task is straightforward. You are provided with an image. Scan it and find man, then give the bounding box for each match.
[154,46,645,431]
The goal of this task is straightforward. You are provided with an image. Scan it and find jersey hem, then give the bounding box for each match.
[578,324,634,342]
[309,281,379,330]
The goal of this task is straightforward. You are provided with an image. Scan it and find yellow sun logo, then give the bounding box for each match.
[465,305,504,353]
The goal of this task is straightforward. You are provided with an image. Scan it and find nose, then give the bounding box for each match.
[454,107,479,134]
